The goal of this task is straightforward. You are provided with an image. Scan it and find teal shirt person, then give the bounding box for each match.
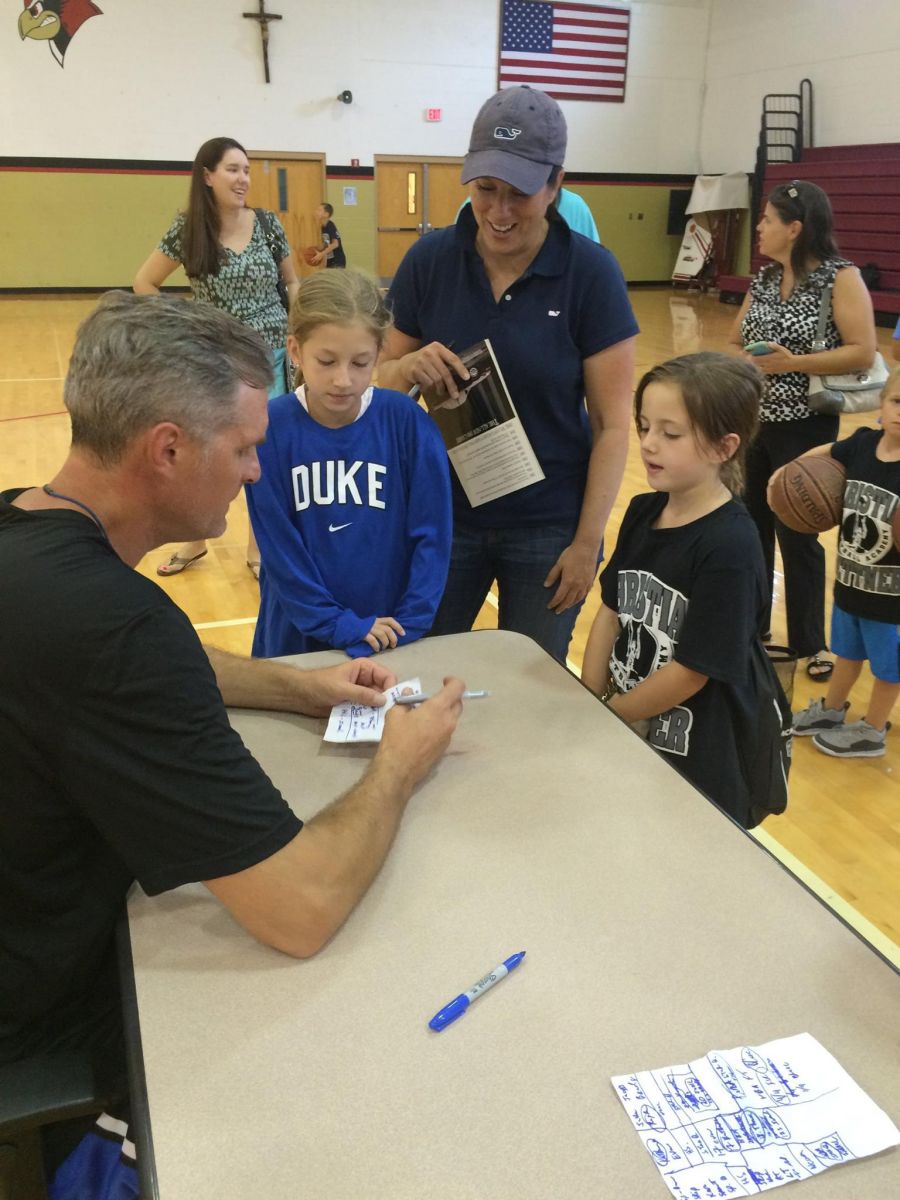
[457,187,601,243]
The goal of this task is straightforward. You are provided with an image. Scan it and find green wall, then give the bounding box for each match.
[325,178,376,277]
[567,183,685,281]
[0,168,691,289]
[0,170,190,289]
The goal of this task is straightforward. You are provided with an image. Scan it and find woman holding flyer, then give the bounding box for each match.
[379,86,638,661]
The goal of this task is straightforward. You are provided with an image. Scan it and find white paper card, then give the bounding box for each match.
[324,679,422,743]
[612,1032,899,1196]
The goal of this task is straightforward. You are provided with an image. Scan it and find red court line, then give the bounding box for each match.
[0,167,190,176]
[0,410,67,423]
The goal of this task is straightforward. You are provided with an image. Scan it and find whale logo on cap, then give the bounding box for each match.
[493,126,522,141]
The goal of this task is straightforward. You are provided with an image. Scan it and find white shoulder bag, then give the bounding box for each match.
[807,280,888,415]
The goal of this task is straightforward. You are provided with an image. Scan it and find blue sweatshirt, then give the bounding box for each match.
[248,386,452,658]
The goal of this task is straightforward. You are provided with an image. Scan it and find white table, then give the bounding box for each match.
[126,631,899,1198]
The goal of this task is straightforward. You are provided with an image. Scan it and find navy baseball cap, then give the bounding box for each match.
[461,86,567,195]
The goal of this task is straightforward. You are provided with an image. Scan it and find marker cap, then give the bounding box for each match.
[428,994,469,1032]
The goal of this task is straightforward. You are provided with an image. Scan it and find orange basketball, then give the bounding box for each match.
[303,245,319,265]
[768,455,846,534]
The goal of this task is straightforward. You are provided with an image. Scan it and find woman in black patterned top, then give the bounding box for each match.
[728,180,876,679]
[135,137,300,578]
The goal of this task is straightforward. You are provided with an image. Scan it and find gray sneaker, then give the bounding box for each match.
[812,721,890,758]
[793,697,849,736]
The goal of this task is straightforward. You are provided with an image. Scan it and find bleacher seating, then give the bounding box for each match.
[718,143,900,323]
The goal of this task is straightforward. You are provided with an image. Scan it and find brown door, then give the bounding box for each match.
[246,155,326,278]
[376,158,467,284]
[426,162,470,230]
[376,162,424,283]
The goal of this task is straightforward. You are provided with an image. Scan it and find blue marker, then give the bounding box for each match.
[428,952,526,1032]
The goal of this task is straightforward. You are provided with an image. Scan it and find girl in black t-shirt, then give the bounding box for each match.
[582,352,768,825]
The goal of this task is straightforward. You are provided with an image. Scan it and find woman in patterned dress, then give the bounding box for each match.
[728,180,877,679]
[134,137,299,578]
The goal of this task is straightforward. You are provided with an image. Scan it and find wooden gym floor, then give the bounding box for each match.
[2,288,897,961]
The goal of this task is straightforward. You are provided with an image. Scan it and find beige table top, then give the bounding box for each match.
[126,631,899,1199]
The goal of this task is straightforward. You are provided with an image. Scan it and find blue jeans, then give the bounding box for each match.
[429,522,588,663]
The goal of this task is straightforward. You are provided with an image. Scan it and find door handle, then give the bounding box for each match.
[377,226,420,233]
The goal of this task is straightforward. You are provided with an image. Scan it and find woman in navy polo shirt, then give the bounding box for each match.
[379,86,638,662]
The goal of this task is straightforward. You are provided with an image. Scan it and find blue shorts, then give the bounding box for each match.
[831,605,900,683]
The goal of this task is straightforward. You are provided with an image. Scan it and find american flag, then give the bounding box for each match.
[499,1,631,102]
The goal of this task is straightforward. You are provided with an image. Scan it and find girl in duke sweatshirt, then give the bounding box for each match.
[248,268,451,658]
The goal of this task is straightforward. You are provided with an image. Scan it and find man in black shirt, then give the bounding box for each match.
[0,292,463,1073]
[313,201,347,268]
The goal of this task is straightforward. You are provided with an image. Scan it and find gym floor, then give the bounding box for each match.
[2,286,897,958]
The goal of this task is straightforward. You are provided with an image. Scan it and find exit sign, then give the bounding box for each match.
[425,108,442,122]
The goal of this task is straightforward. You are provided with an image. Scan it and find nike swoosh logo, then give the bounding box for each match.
[328,522,352,532]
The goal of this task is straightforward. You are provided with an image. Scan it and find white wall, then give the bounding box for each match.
[701,0,900,172]
[4,3,898,176]
[0,0,710,173]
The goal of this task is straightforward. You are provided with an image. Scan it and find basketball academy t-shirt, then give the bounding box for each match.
[830,428,900,623]
[599,493,768,824]
[322,220,346,268]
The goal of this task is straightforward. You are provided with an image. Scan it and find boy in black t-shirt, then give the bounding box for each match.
[314,202,346,268]
[791,370,900,757]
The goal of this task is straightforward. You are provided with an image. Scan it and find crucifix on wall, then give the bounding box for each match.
[243,0,283,83]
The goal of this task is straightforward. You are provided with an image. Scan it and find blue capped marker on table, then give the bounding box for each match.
[428,952,526,1032]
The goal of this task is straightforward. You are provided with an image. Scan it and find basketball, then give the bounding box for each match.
[768,455,846,534]
[893,505,900,552]
[303,245,319,265]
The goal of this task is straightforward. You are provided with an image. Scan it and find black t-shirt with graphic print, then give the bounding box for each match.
[830,428,900,623]
[322,219,346,268]
[600,493,768,825]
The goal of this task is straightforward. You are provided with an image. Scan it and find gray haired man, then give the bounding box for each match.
[0,292,463,1079]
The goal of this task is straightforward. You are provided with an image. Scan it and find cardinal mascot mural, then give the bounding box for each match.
[18,0,102,67]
